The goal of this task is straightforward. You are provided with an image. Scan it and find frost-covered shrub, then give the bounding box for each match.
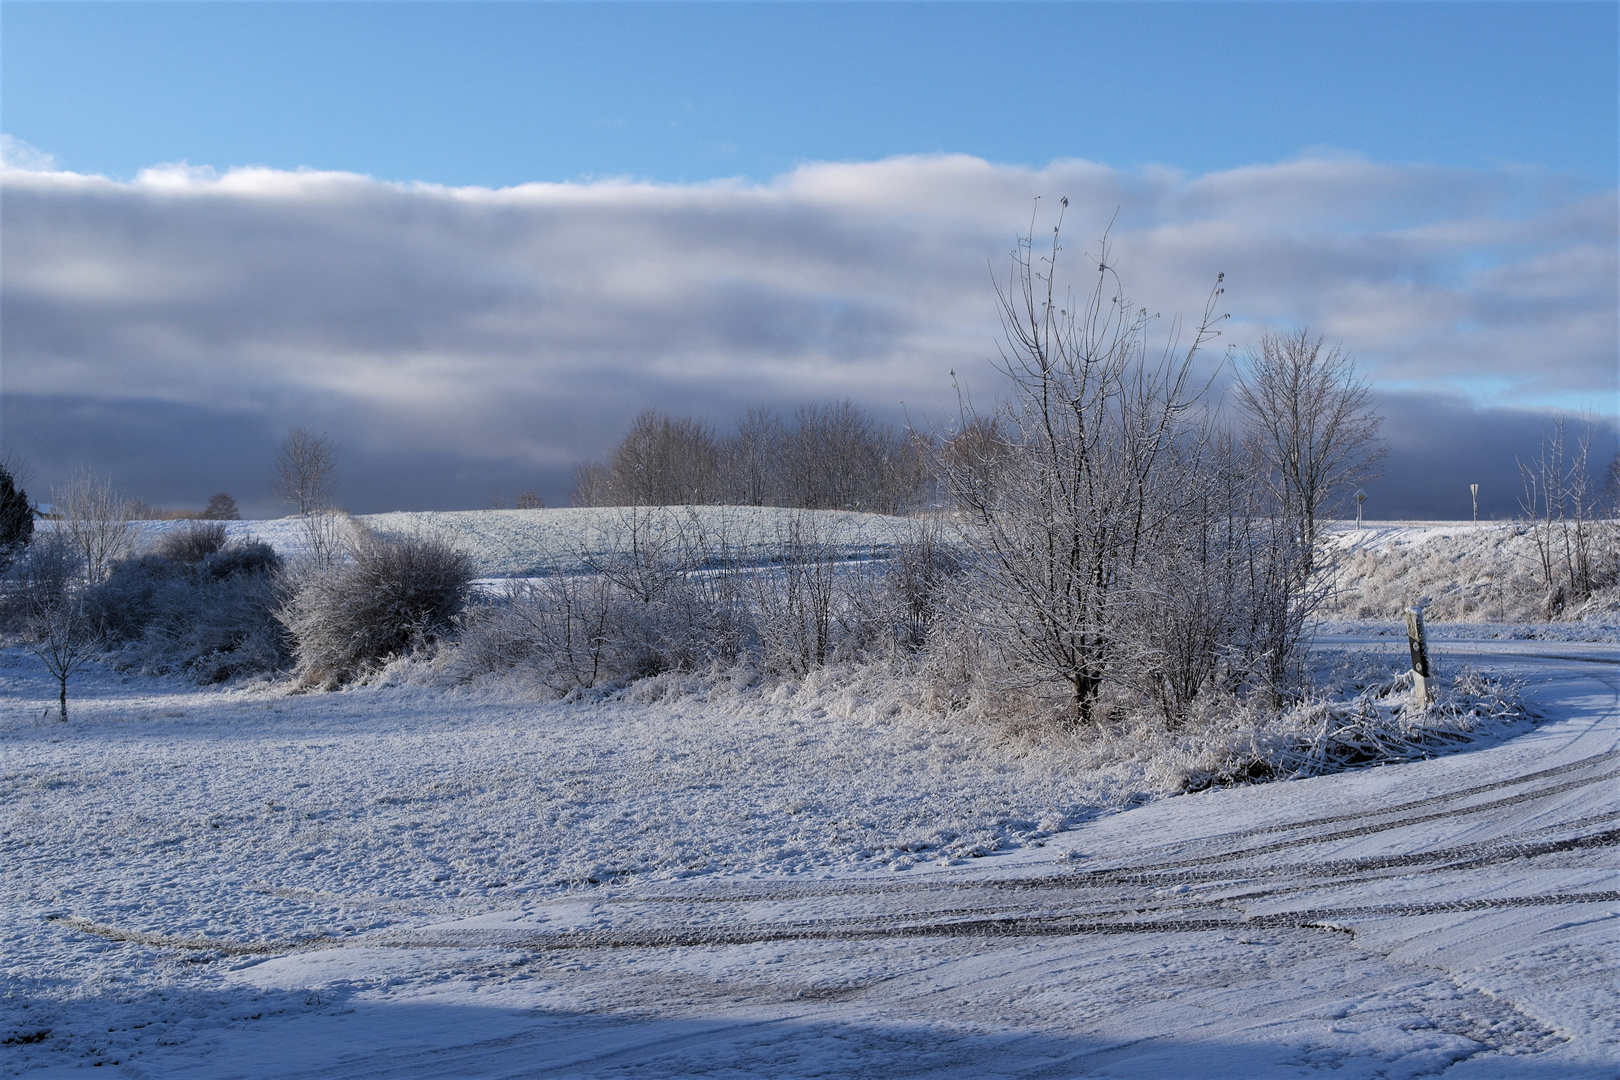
[89,535,287,682]
[280,533,475,688]
[451,575,708,692]
[0,530,79,633]
[445,510,955,693]
[152,520,228,564]
[1164,664,1528,792]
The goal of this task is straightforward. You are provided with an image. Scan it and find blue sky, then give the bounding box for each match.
[6,2,1616,188]
[2,2,1616,516]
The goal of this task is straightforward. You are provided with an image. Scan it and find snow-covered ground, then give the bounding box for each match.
[2,631,1615,1077]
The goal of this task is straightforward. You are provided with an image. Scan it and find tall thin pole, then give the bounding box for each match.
[1470,483,1479,523]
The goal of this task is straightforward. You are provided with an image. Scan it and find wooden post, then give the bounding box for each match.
[1470,483,1479,523]
[1405,604,1434,709]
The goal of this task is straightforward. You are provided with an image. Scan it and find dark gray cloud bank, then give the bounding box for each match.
[3,152,1615,518]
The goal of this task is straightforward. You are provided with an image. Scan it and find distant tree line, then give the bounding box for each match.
[570,401,928,515]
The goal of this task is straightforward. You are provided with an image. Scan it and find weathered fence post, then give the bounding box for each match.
[1405,603,1434,709]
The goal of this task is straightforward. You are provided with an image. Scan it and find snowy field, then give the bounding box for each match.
[119,510,1619,629]
[2,629,1616,1077]
[125,507,919,579]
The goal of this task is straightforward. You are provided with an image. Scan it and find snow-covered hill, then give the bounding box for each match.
[126,512,1619,632]
[133,506,919,578]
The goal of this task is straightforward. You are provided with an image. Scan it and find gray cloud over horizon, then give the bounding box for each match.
[3,152,1615,516]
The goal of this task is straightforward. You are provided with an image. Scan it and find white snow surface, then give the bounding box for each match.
[2,633,1616,1077]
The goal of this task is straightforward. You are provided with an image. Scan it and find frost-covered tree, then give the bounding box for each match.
[1232,329,1384,579]
[938,213,1231,722]
[53,469,137,585]
[28,592,95,720]
[274,428,338,515]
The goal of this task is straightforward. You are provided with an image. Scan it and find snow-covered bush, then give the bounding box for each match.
[0,530,79,634]
[88,528,287,683]
[279,531,475,688]
[152,519,229,564]
[1162,664,1528,792]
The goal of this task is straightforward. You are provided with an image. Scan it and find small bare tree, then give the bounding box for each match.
[1232,329,1384,579]
[274,428,338,515]
[54,469,138,585]
[28,592,96,720]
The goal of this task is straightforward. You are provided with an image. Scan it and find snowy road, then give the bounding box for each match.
[5,640,1617,1077]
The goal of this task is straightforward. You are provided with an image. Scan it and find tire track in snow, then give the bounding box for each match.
[360,891,1620,951]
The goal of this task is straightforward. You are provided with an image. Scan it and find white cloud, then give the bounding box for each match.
[0,135,56,172]
[2,151,1614,510]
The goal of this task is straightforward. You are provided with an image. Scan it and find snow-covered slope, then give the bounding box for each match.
[1323,520,1619,628]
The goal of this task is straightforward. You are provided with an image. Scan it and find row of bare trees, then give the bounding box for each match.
[570,401,928,514]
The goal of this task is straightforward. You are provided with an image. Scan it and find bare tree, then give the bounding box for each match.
[573,409,719,507]
[53,469,138,585]
[938,212,1228,723]
[28,592,96,720]
[274,428,338,515]
[574,401,926,514]
[1231,329,1384,580]
[721,407,785,506]
[782,400,923,514]
[569,461,612,507]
